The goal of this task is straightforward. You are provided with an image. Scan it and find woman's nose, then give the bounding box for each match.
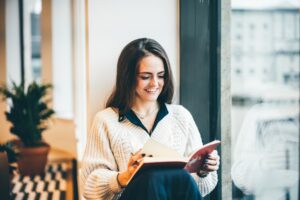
[150,77,159,86]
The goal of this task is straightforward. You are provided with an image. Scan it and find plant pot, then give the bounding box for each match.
[17,142,50,176]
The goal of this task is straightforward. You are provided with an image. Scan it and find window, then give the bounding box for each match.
[236,34,242,40]
[231,2,300,200]
[249,68,254,74]
[237,22,243,28]
[20,0,74,119]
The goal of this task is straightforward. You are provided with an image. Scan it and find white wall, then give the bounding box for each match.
[5,0,21,85]
[0,0,22,144]
[87,0,180,122]
[52,0,73,119]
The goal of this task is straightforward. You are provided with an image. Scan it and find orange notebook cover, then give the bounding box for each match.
[126,138,220,185]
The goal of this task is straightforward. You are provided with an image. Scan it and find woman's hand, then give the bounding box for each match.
[197,150,220,177]
[117,150,144,187]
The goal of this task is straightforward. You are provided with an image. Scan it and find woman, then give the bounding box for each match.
[80,38,219,200]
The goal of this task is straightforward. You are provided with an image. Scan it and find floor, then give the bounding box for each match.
[10,148,78,200]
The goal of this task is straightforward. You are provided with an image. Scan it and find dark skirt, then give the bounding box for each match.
[119,168,203,200]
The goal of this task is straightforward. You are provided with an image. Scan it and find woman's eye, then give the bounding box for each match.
[140,76,150,80]
[158,75,165,79]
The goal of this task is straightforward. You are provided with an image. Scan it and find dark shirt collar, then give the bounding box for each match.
[119,103,169,135]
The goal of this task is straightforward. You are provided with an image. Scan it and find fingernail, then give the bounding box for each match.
[133,161,139,165]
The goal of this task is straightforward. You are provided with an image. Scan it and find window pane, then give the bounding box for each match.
[30,0,42,83]
[231,1,300,200]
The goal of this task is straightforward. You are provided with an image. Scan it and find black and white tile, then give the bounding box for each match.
[10,162,69,200]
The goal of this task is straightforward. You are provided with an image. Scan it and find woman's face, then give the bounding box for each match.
[135,54,165,104]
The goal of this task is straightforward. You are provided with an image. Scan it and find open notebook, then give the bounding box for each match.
[126,138,220,185]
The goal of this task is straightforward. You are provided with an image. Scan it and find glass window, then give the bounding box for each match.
[237,22,243,28]
[231,1,300,200]
[23,0,42,84]
[23,0,73,119]
[236,34,242,40]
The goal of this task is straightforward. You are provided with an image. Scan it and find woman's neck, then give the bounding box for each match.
[131,101,159,119]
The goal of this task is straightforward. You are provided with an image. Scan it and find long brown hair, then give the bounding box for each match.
[106,38,174,115]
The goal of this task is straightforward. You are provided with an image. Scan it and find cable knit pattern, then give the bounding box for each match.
[80,104,218,199]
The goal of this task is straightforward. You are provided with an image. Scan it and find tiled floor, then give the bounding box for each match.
[11,162,69,200]
[10,148,78,200]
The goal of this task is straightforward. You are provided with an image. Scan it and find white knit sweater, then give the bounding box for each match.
[80,104,218,200]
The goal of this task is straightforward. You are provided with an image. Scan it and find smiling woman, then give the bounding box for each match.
[80,38,220,200]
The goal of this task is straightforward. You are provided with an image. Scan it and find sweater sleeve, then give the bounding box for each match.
[182,106,218,197]
[80,113,122,200]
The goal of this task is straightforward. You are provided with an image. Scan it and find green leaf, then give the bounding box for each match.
[0,81,55,147]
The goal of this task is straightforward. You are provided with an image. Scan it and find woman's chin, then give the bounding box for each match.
[141,96,159,102]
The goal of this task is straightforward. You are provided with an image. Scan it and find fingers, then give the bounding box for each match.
[209,150,219,159]
[201,151,220,172]
[204,158,219,166]
[200,162,218,172]
[128,150,144,170]
[204,163,219,172]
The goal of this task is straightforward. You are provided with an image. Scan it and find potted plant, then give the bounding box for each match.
[0,81,55,176]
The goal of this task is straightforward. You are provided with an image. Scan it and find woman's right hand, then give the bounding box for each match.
[117,150,144,187]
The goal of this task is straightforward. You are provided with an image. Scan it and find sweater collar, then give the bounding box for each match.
[118,103,169,134]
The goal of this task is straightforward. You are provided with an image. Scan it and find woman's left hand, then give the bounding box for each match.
[198,150,220,176]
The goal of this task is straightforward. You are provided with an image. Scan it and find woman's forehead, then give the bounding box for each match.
[138,55,164,73]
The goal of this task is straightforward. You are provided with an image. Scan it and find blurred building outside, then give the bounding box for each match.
[231,0,300,199]
[231,0,300,146]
